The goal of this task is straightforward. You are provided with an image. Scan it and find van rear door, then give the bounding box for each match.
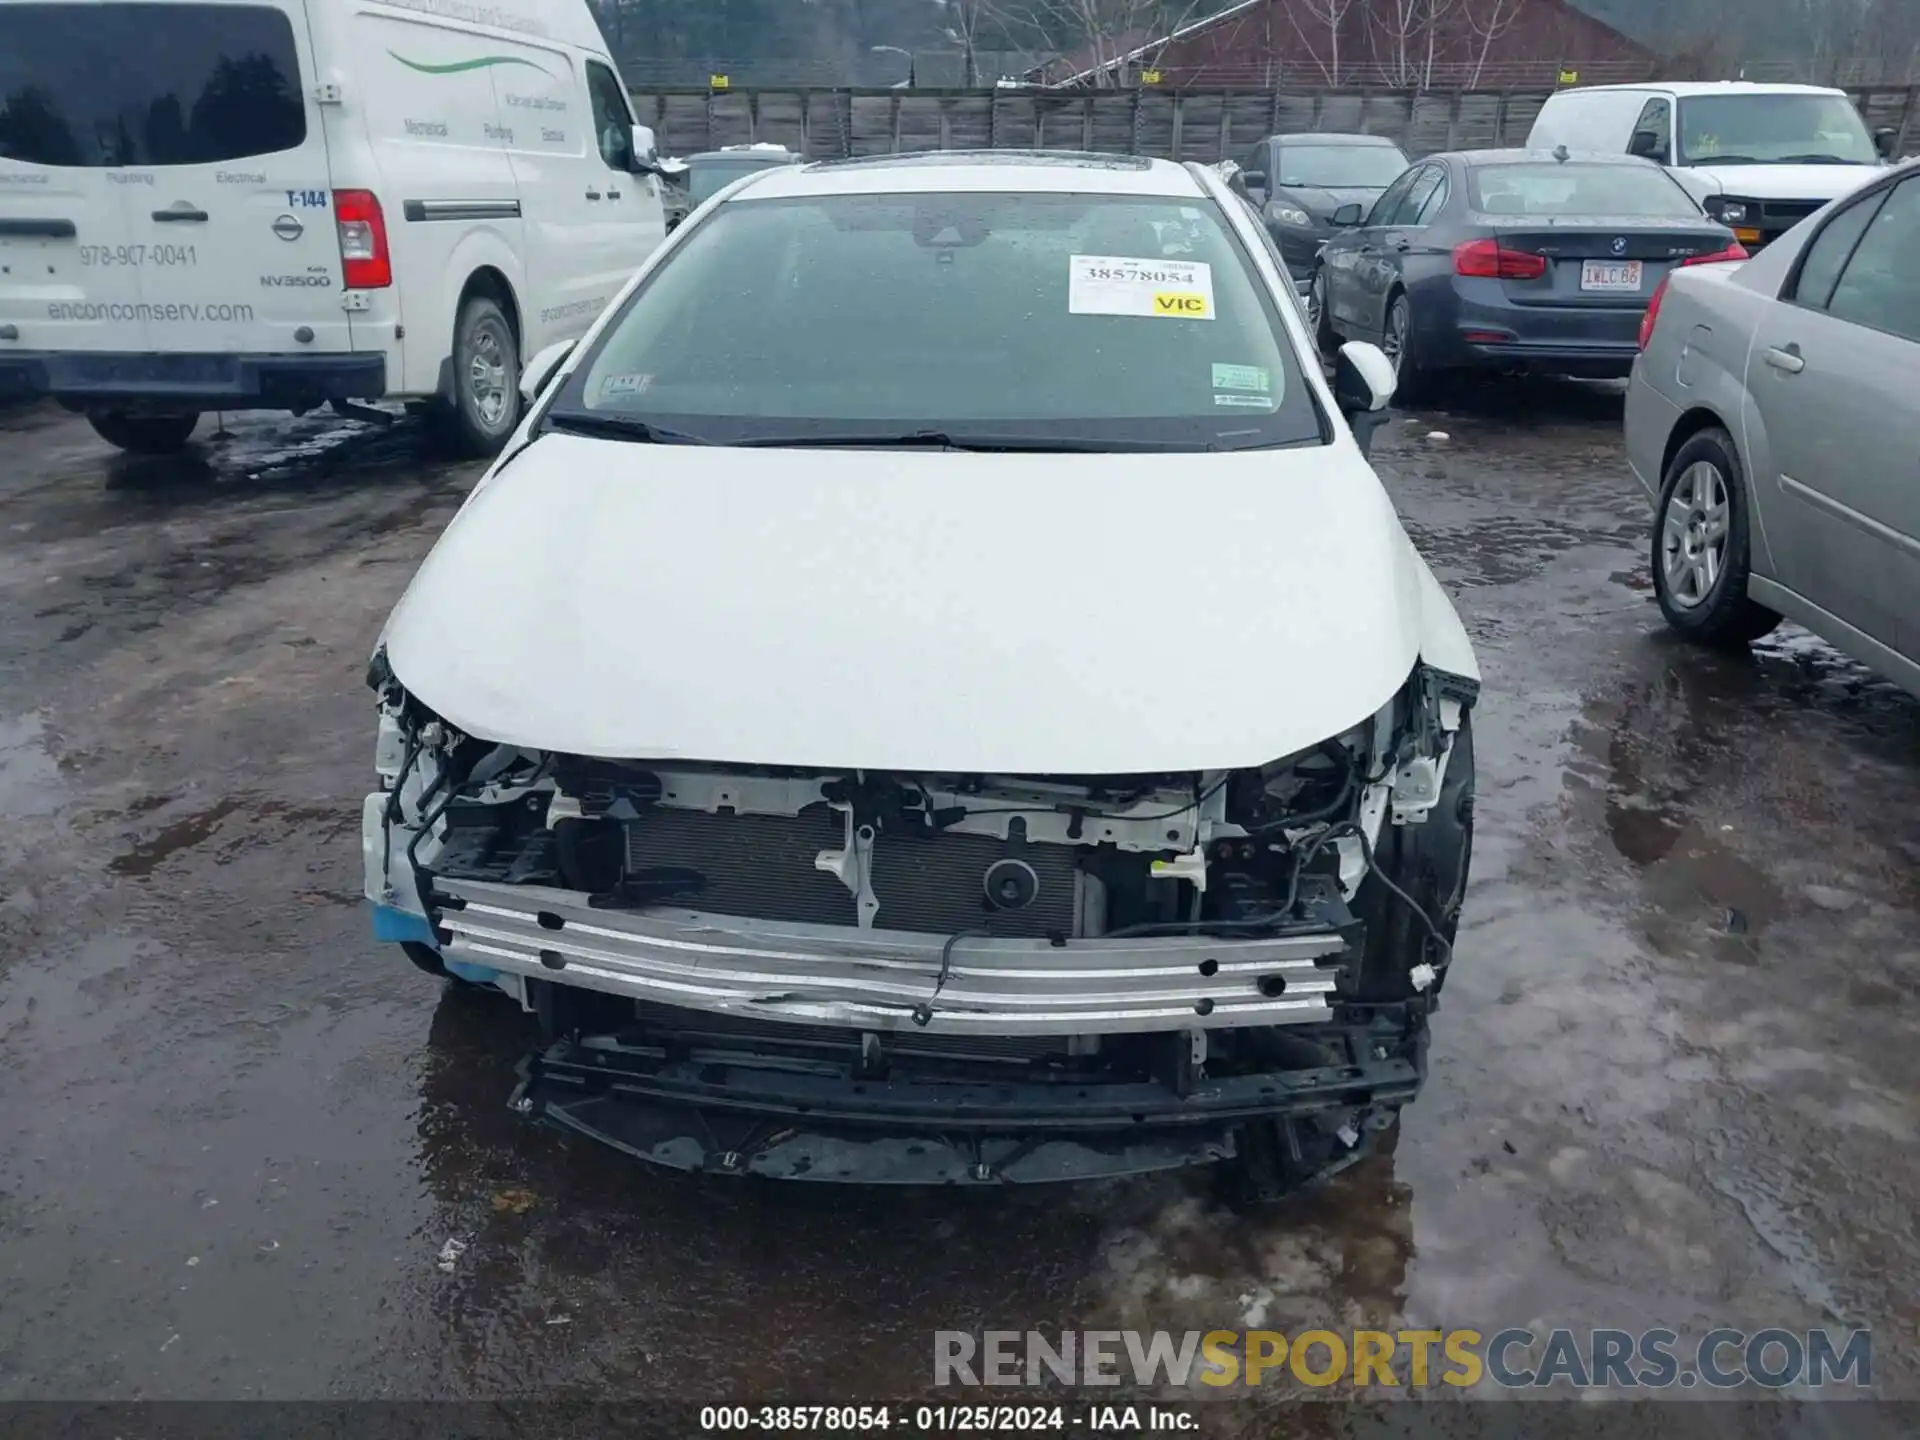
[0,0,351,361]
[0,3,153,352]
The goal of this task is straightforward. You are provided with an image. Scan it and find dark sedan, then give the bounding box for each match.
[1310,149,1746,399]
[1229,133,1412,278]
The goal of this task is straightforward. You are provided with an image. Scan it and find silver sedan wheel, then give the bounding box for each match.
[1660,460,1731,609]
[1307,274,1324,332]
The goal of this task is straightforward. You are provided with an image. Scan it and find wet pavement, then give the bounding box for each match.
[1,392,1917,1418]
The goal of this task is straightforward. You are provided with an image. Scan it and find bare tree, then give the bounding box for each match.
[984,0,1214,86]
[1458,0,1527,88]
[1367,0,1461,88]
[1419,0,1460,88]
[1823,0,1920,82]
[938,0,991,85]
[1284,0,1357,85]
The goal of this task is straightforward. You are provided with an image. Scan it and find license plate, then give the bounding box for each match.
[1580,259,1643,291]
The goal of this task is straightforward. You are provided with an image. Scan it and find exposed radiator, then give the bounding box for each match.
[869,829,1079,938]
[622,806,1082,938]
[624,804,853,926]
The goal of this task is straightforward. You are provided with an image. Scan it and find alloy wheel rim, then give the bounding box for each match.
[1383,303,1407,373]
[1660,460,1732,609]
[468,324,511,431]
[1308,275,1324,331]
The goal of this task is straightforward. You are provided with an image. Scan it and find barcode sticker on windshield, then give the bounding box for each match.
[1069,255,1215,320]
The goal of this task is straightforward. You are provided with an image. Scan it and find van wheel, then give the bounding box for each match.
[433,295,520,457]
[87,410,200,455]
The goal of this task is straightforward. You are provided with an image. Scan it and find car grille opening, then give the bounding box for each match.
[622,806,1082,939]
[630,1003,1072,1065]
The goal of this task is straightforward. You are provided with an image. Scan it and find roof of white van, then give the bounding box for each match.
[1564,81,1848,98]
[737,151,1207,200]
[357,0,610,54]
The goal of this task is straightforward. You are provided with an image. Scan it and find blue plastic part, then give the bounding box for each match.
[371,903,438,947]
[372,904,503,988]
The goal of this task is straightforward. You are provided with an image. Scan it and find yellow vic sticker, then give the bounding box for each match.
[1154,291,1210,317]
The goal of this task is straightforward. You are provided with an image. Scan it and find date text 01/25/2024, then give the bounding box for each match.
[700,1406,1198,1433]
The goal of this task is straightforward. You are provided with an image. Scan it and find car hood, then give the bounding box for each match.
[380,434,1444,774]
[1681,162,1881,200]
[1277,185,1382,217]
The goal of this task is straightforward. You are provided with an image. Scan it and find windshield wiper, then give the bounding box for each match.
[544,411,713,445]
[1773,153,1869,165]
[1688,154,1761,165]
[729,430,1208,453]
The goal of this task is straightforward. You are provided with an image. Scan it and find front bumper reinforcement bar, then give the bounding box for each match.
[436,878,1349,1035]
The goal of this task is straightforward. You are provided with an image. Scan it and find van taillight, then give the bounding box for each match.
[333,190,391,288]
[1639,276,1670,350]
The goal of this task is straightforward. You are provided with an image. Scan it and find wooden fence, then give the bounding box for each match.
[631,84,1920,164]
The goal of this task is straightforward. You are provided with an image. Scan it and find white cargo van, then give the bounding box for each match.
[0,0,667,457]
[1526,82,1896,250]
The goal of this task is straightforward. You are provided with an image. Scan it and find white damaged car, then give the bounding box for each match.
[363,151,1480,1192]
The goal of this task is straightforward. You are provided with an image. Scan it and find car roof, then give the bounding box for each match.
[1440,148,1667,167]
[1265,133,1403,147]
[1559,81,1848,98]
[733,150,1208,200]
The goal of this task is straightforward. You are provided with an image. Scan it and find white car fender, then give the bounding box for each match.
[1408,546,1479,683]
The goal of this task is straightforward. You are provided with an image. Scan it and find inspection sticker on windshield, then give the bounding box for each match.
[598,372,653,398]
[1212,363,1270,392]
[1069,255,1215,320]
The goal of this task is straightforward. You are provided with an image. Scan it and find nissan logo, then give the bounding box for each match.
[272,213,304,241]
[1611,236,1628,256]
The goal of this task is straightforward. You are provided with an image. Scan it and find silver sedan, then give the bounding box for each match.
[1625,156,1920,697]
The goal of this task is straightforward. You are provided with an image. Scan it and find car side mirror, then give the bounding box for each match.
[1628,130,1668,163]
[629,123,661,174]
[1241,168,1267,199]
[520,340,575,405]
[1332,202,1364,228]
[1874,126,1898,160]
[1334,341,1396,455]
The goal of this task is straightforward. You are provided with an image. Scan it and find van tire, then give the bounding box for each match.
[87,410,200,455]
[432,296,521,458]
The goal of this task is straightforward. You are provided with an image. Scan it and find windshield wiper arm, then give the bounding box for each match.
[731,430,1206,453]
[543,411,713,445]
[734,429,972,450]
[1774,153,1867,164]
